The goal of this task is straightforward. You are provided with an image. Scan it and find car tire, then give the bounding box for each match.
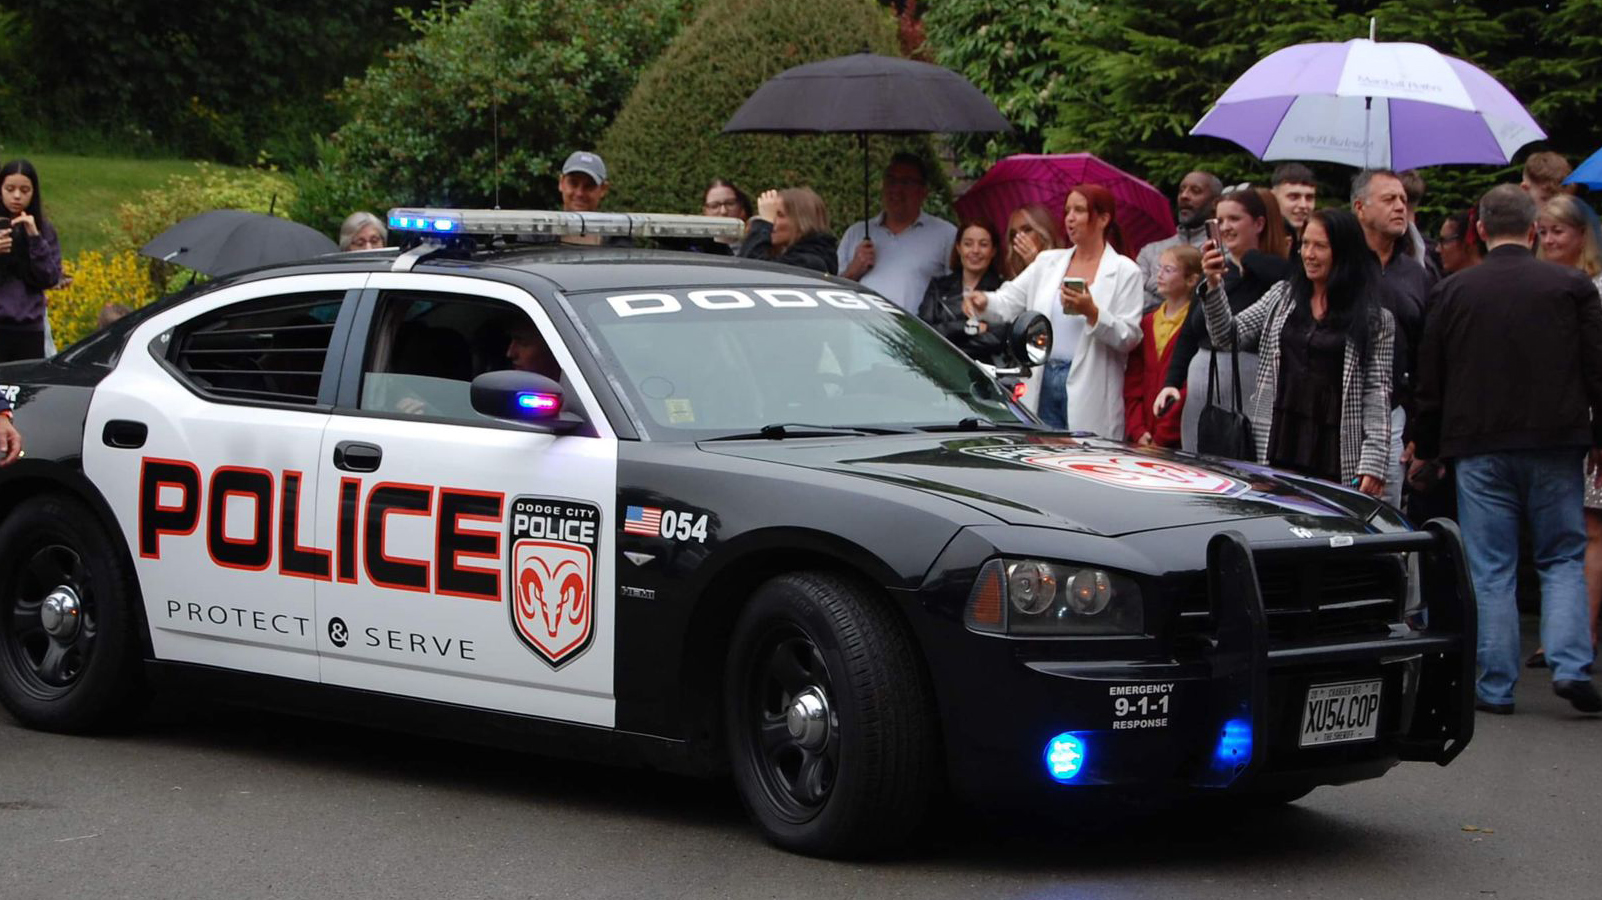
[0,494,144,732]
[724,570,938,857]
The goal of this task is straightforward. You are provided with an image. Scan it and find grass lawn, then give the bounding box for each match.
[0,147,245,259]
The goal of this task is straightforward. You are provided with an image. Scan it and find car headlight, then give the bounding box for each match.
[965,558,1143,636]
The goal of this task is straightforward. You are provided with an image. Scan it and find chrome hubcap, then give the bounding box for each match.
[786,687,831,751]
[40,587,81,640]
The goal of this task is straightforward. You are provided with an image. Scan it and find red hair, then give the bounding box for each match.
[1068,183,1127,257]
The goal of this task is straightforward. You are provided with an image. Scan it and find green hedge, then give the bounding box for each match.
[597,0,948,232]
[289,0,693,236]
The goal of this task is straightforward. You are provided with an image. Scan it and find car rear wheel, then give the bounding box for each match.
[0,494,144,732]
[725,571,938,857]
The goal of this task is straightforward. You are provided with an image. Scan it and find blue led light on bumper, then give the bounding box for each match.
[1043,732,1087,783]
[1213,717,1253,768]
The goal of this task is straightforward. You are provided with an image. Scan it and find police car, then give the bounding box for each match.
[0,208,1473,857]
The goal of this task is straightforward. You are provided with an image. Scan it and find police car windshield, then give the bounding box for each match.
[565,286,1030,440]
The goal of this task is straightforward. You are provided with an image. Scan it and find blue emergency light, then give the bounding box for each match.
[388,211,462,234]
[516,392,560,414]
[1043,732,1087,783]
[1213,718,1252,768]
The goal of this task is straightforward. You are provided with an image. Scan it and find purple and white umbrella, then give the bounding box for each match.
[1192,39,1544,170]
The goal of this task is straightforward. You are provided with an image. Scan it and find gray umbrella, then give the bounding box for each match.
[140,210,339,277]
[723,52,1009,235]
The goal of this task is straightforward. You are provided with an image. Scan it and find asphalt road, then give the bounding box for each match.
[2,658,1598,900]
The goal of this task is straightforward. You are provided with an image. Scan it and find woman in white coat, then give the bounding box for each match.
[963,184,1144,438]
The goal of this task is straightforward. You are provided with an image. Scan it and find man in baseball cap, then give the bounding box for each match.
[559,151,609,213]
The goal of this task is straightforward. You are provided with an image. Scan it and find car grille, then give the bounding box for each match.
[1173,555,1406,643]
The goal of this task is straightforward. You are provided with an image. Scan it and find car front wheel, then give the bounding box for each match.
[725,571,938,857]
[0,494,144,732]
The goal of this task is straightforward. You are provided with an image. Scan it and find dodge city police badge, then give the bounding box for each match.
[509,496,600,668]
[961,446,1248,496]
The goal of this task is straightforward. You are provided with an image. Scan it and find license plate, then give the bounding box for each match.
[1299,679,1382,747]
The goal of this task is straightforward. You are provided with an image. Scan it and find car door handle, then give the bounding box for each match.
[333,441,382,472]
[101,419,148,449]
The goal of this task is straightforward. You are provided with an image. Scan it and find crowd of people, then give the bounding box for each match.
[643,142,1602,718]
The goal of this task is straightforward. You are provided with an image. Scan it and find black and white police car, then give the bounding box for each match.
[0,208,1473,857]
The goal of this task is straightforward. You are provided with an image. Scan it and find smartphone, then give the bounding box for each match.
[1205,218,1221,249]
[1062,276,1088,293]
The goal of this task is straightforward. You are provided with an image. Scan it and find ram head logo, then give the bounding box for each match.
[519,561,588,638]
[510,540,595,667]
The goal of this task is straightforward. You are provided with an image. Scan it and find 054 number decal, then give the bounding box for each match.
[659,509,708,543]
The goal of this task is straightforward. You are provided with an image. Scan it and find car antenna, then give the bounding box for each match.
[492,89,502,211]
[492,24,503,212]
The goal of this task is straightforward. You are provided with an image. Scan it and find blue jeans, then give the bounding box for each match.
[1039,359,1070,429]
[1455,449,1595,705]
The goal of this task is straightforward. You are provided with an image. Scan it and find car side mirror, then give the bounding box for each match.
[469,370,585,434]
[1006,312,1053,369]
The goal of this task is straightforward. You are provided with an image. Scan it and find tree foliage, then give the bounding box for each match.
[926,0,1602,224]
[922,0,1081,173]
[7,0,431,163]
[288,0,691,236]
[596,0,948,229]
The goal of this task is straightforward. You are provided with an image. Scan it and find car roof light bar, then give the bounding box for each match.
[385,208,745,241]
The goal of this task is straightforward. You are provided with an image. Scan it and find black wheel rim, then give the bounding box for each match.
[1,541,96,700]
[738,624,841,823]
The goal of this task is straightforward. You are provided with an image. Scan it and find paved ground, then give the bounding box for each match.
[2,652,1598,900]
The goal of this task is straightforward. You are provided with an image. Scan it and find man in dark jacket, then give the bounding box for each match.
[1413,184,1602,715]
[1353,169,1434,507]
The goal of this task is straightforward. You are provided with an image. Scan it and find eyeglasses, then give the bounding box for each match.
[1157,264,1181,275]
[704,199,742,212]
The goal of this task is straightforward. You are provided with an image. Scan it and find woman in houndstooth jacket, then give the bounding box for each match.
[1201,208,1394,495]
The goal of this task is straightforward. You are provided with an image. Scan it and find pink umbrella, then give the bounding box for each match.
[953,153,1175,256]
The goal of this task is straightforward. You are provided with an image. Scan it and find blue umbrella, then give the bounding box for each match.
[1565,148,1602,190]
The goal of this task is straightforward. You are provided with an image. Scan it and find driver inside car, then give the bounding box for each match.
[504,319,562,380]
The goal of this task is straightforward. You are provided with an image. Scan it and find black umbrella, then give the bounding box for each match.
[140,210,340,277]
[722,52,1009,236]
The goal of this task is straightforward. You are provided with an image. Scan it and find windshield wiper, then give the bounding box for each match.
[705,422,911,441]
[915,417,1041,433]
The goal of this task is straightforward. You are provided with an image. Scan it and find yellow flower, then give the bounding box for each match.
[47,250,159,349]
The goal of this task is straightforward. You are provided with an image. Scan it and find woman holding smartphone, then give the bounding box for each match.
[1200,208,1393,492]
[0,159,61,362]
[1152,186,1290,452]
[962,184,1144,438]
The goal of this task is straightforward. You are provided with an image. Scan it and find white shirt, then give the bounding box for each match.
[836,212,957,313]
[979,246,1144,439]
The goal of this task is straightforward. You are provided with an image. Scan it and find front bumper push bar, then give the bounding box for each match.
[1198,518,1476,789]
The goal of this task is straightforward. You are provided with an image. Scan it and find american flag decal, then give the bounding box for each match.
[623,505,663,537]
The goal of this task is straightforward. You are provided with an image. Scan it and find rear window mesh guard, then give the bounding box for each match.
[171,295,339,405]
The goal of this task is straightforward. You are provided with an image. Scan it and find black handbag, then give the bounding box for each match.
[1195,325,1254,460]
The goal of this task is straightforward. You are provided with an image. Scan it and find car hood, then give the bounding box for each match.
[699,432,1382,537]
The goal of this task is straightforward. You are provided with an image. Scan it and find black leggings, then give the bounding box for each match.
[0,329,44,363]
